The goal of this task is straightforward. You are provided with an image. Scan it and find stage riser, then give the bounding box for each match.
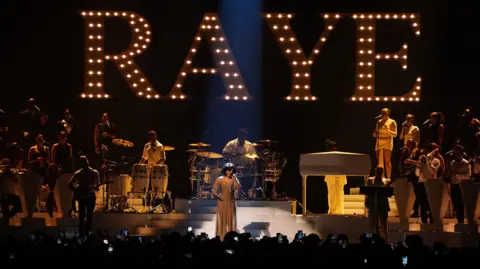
[2,198,479,248]
[344,195,398,216]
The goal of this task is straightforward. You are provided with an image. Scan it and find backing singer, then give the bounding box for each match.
[373,108,397,179]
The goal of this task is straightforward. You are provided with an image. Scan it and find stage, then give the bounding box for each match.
[1,198,479,247]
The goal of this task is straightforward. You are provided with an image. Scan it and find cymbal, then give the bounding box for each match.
[163,146,175,151]
[252,143,263,147]
[245,153,262,159]
[112,139,134,147]
[195,151,223,159]
[189,142,211,147]
[186,149,198,153]
[258,139,277,144]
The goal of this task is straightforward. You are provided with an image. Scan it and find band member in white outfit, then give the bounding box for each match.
[448,144,471,224]
[399,114,420,146]
[373,108,397,179]
[140,131,167,203]
[324,139,347,214]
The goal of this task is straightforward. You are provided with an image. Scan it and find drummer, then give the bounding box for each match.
[222,129,256,157]
[222,129,256,195]
[139,130,167,201]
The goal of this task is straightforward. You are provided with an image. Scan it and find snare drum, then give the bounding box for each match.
[151,165,168,178]
[132,164,148,179]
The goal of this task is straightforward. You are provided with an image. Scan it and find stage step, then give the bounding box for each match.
[343,195,398,217]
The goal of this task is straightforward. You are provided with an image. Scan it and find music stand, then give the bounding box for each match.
[360,185,394,235]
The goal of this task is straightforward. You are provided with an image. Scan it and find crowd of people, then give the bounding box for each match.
[0,230,478,266]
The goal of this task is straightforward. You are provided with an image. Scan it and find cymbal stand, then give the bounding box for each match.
[248,160,263,199]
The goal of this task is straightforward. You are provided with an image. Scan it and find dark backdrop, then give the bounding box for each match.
[0,0,474,212]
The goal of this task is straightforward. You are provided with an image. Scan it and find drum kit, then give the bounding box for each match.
[188,139,286,200]
[95,138,174,213]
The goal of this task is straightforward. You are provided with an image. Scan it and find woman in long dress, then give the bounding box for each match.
[212,163,242,239]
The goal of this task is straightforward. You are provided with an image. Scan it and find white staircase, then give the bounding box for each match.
[344,188,398,216]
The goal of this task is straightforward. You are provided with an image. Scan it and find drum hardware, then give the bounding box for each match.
[188,142,211,147]
[189,151,222,199]
[245,153,262,159]
[112,138,135,148]
[147,190,173,214]
[195,151,223,159]
[257,139,278,144]
[163,146,175,151]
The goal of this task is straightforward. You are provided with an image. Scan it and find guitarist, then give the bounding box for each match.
[69,156,101,237]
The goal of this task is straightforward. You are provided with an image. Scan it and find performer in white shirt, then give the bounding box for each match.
[448,144,471,224]
[140,131,167,202]
[414,144,441,223]
[373,108,397,179]
[324,139,347,214]
[399,114,420,146]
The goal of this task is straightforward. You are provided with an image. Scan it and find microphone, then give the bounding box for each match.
[423,119,430,125]
[402,121,408,126]
[375,115,382,120]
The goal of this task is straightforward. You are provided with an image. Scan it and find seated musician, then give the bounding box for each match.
[222,129,256,157]
[222,129,256,195]
[139,131,167,202]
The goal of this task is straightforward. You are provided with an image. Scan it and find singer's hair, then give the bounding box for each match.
[148,130,157,137]
[454,144,464,152]
[380,108,390,115]
[238,129,248,136]
[406,114,415,121]
[429,112,444,123]
[79,155,89,167]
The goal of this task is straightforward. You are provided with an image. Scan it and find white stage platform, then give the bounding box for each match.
[1,198,479,247]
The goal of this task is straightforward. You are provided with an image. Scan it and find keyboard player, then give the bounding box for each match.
[324,139,347,214]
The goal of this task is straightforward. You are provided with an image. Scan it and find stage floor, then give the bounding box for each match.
[1,198,479,247]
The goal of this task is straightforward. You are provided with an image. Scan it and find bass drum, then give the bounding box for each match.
[108,174,132,197]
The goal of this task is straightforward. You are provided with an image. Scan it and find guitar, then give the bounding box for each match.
[72,180,113,201]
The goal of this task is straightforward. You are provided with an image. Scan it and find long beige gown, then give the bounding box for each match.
[212,176,240,238]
